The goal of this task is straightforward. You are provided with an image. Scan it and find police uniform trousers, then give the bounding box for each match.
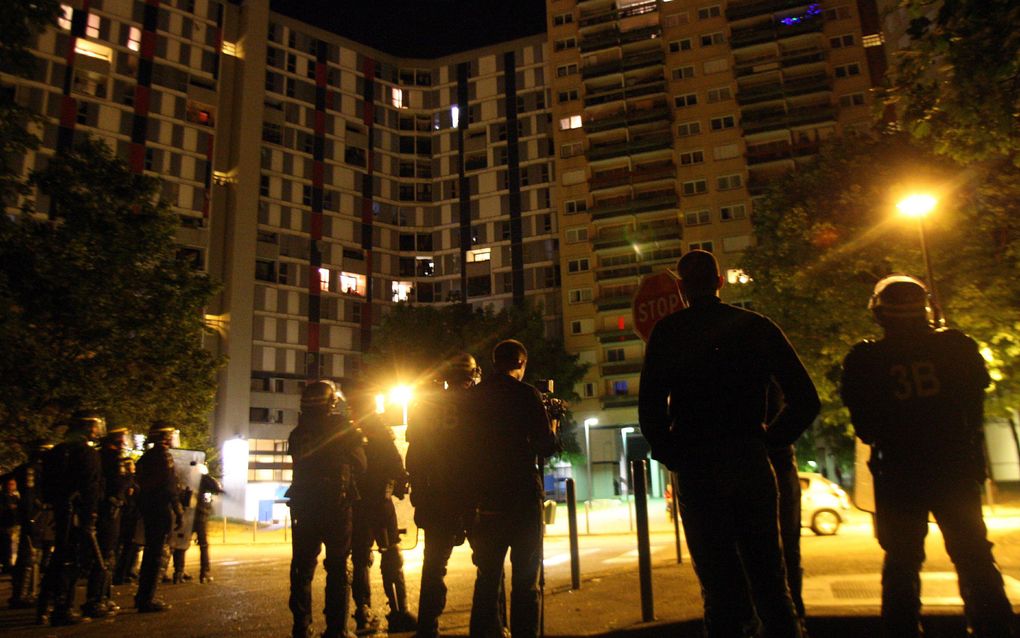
[84,499,120,608]
[38,507,85,616]
[874,469,1013,637]
[675,438,801,638]
[351,498,406,613]
[289,502,353,636]
[769,445,805,619]
[416,510,467,637]
[135,502,173,607]
[10,518,40,604]
[193,510,211,575]
[469,498,543,638]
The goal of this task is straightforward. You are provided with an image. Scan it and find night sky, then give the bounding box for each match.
[270,0,548,58]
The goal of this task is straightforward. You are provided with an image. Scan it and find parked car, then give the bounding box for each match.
[799,471,851,536]
[663,471,851,536]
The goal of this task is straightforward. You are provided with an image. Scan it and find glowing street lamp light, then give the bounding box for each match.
[389,385,413,425]
[896,192,944,326]
[583,417,598,503]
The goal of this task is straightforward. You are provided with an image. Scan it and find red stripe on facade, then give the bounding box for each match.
[129,144,145,173]
[310,211,322,239]
[140,31,157,59]
[307,323,320,353]
[203,130,214,218]
[59,95,77,128]
[134,85,151,114]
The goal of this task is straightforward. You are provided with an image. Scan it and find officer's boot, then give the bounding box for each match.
[199,542,212,583]
[381,548,416,632]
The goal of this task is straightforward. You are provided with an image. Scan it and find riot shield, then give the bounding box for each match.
[391,424,418,551]
[168,449,205,550]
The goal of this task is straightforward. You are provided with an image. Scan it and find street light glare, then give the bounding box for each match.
[897,193,937,219]
[584,417,599,427]
[389,384,413,405]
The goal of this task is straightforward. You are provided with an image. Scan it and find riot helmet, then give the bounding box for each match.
[442,352,481,388]
[69,409,106,441]
[869,275,931,327]
[103,424,130,450]
[147,421,177,447]
[301,379,346,415]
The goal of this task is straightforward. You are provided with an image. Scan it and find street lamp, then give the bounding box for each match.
[389,384,413,426]
[896,193,944,326]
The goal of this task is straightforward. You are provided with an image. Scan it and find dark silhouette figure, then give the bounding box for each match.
[639,250,819,638]
[842,275,1014,637]
[467,340,558,638]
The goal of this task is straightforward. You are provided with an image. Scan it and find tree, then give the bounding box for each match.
[887,0,1020,164]
[740,132,1020,467]
[364,302,589,455]
[0,137,222,468]
[0,0,60,202]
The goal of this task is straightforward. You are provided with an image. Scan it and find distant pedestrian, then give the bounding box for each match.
[406,352,481,637]
[286,380,366,638]
[639,250,819,638]
[467,340,559,638]
[842,275,1014,637]
[134,422,183,613]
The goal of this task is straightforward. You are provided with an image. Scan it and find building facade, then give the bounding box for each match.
[4,0,886,514]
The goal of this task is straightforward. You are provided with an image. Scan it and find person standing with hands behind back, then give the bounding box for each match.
[639,250,818,638]
[467,339,559,638]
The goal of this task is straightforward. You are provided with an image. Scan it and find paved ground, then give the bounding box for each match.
[3,500,1020,636]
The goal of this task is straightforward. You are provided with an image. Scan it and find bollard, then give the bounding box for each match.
[223,514,227,544]
[584,500,591,536]
[670,471,683,564]
[284,514,288,542]
[632,459,655,622]
[252,519,257,543]
[566,478,581,590]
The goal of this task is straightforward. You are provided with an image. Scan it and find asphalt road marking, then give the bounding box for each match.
[804,572,1020,607]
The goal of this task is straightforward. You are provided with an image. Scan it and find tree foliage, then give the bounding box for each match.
[363,303,590,455]
[0,138,222,468]
[888,0,1020,164]
[741,133,1020,463]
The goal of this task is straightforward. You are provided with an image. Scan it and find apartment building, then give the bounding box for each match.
[5,0,890,513]
[4,0,560,518]
[546,0,884,498]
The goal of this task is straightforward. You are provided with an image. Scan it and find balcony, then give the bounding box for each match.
[582,50,665,81]
[592,224,682,250]
[585,86,627,107]
[595,296,635,312]
[581,25,661,54]
[601,361,644,377]
[783,73,831,97]
[586,135,672,162]
[589,191,678,221]
[585,109,628,133]
[730,14,823,50]
[741,103,834,133]
[737,73,830,105]
[726,0,816,22]
[597,328,642,342]
[737,82,785,105]
[602,395,640,409]
[579,8,618,28]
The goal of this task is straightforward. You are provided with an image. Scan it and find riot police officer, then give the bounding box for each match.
[192,469,223,583]
[842,275,1014,637]
[350,393,416,633]
[82,424,131,617]
[7,441,51,608]
[406,352,480,638]
[112,458,140,585]
[287,380,366,638]
[37,410,105,626]
[133,422,182,613]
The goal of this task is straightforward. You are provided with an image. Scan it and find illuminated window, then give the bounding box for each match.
[74,39,112,62]
[451,105,459,128]
[86,13,101,39]
[559,115,582,130]
[318,268,330,292]
[392,281,413,302]
[58,4,72,30]
[340,272,366,295]
[727,268,752,284]
[222,41,239,57]
[862,33,885,48]
[466,248,491,263]
[391,87,407,109]
[127,26,142,52]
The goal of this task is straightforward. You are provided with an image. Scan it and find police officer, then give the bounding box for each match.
[134,422,182,613]
[639,250,818,638]
[467,340,558,638]
[350,393,416,633]
[841,275,1014,637]
[8,441,51,608]
[82,424,131,617]
[37,410,105,626]
[191,469,223,584]
[406,352,480,638]
[287,380,366,638]
[0,477,16,574]
[112,458,140,585]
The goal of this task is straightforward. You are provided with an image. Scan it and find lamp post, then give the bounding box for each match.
[389,384,413,426]
[896,193,944,326]
[583,417,598,503]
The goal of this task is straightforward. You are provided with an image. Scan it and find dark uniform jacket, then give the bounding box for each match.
[287,411,367,510]
[99,446,130,508]
[42,438,102,524]
[11,460,42,528]
[360,417,405,504]
[639,297,819,468]
[135,446,180,515]
[406,386,473,525]
[842,327,990,480]
[467,373,557,512]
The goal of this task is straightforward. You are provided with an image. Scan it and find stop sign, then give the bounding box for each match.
[632,270,684,342]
